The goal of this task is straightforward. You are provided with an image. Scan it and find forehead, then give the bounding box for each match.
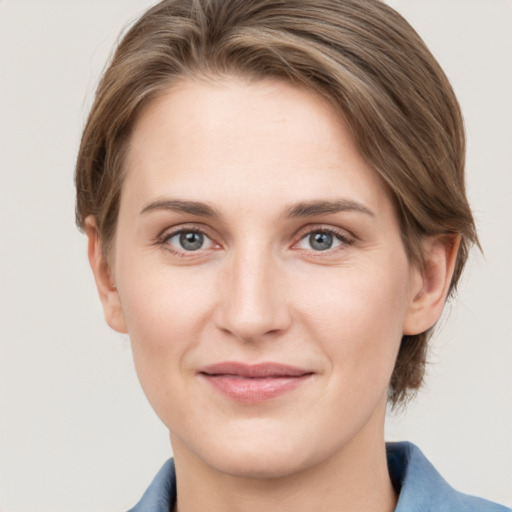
[123,77,392,217]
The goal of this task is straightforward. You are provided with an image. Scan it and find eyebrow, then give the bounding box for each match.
[140,199,221,217]
[282,199,375,218]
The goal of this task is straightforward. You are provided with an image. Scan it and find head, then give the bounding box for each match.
[76,0,477,408]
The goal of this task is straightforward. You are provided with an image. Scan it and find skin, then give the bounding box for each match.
[87,77,458,512]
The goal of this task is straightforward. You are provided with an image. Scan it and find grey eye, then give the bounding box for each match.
[309,232,334,251]
[167,231,211,251]
[181,232,204,250]
[297,230,344,251]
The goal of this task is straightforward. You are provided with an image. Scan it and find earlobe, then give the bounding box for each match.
[84,216,128,334]
[403,235,460,336]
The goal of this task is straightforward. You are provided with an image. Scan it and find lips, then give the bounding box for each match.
[198,362,314,403]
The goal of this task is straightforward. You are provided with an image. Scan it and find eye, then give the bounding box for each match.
[164,230,214,252]
[296,229,350,251]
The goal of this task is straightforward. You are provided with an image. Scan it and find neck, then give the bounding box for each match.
[171,408,396,512]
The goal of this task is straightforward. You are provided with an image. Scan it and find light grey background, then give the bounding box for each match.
[0,1,511,510]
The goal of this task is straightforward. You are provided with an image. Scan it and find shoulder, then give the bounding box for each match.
[387,441,511,512]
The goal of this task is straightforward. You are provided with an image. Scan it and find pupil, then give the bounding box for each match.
[180,232,203,250]
[310,232,332,251]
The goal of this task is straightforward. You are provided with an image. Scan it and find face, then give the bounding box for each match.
[101,77,428,478]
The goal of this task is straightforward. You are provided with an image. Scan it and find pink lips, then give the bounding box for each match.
[198,362,314,403]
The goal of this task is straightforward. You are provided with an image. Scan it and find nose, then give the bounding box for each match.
[214,246,292,343]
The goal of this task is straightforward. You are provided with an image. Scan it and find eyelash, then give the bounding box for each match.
[156,224,354,257]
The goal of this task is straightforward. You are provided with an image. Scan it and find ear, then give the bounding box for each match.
[85,215,128,334]
[403,235,460,336]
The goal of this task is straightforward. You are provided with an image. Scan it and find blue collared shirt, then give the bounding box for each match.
[128,442,510,511]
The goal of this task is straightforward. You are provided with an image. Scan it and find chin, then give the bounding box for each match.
[182,421,334,481]
[206,446,312,480]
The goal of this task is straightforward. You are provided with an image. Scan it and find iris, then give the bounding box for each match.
[309,232,334,251]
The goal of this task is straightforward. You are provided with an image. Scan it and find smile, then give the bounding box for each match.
[198,362,314,403]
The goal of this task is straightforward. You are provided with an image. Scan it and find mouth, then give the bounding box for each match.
[198,362,314,403]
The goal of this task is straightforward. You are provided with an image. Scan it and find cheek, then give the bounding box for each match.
[116,262,216,391]
[119,253,214,334]
[295,260,409,383]
[117,267,222,430]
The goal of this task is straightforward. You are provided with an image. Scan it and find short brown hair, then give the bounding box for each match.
[75,0,478,406]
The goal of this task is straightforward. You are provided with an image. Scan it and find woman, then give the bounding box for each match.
[75,0,509,510]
